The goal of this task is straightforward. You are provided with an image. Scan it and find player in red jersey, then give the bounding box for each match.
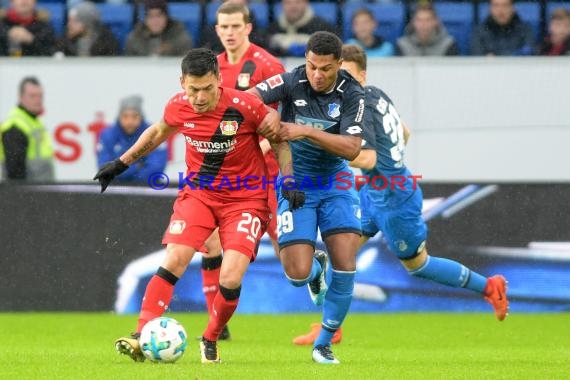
[198,2,286,341]
[95,48,284,363]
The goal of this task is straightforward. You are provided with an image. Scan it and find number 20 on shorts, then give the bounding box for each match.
[237,212,262,243]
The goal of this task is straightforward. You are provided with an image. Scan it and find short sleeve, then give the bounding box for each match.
[339,85,365,137]
[361,101,379,150]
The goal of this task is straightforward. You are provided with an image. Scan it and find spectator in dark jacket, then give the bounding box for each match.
[96,95,167,183]
[540,8,570,56]
[125,0,192,57]
[396,3,459,56]
[0,0,56,56]
[55,1,120,56]
[471,0,535,56]
[266,0,338,57]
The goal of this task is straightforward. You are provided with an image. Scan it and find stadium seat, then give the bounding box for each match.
[273,2,339,28]
[137,3,202,47]
[546,1,570,18]
[37,2,65,37]
[96,4,134,50]
[434,2,474,55]
[478,2,541,39]
[342,2,405,44]
[206,0,269,29]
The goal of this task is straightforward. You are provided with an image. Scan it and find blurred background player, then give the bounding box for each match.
[250,31,365,364]
[0,0,56,56]
[342,43,509,320]
[96,95,167,182]
[96,48,284,363]
[0,76,54,181]
[197,1,286,341]
[125,0,193,57]
[200,0,267,54]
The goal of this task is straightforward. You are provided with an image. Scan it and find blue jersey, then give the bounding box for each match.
[255,66,365,183]
[361,85,417,205]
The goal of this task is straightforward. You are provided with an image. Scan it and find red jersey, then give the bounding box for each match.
[217,43,284,179]
[218,43,285,91]
[163,87,269,199]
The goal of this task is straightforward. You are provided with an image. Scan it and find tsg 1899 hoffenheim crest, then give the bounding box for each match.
[328,103,341,118]
[220,120,239,135]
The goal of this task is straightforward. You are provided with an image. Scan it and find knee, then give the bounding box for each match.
[401,243,428,272]
[282,259,312,281]
[163,245,195,276]
[219,271,243,289]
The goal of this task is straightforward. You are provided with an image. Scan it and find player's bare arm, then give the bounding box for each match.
[403,121,411,145]
[279,121,362,161]
[120,120,177,165]
[349,148,376,170]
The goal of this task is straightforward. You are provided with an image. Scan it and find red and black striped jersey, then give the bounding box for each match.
[217,43,284,180]
[163,87,269,199]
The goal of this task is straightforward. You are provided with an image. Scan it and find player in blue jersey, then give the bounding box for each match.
[341,44,509,320]
[248,32,366,364]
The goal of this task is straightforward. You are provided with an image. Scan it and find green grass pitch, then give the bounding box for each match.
[1,313,568,379]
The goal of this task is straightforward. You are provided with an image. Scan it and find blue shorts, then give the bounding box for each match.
[360,185,427,259]
[277,187,361,248]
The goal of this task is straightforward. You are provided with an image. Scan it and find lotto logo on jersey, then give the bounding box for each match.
[267,74,284,89]
[219,120,239,135]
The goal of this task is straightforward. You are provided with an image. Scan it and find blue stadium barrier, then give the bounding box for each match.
[478,2,541,39]
[206,0,269,29]
[434,2,474,55]
[137,3,202,47]
[37,2,65,37]
[342,2,405,44]
[273,2,338,27]
[96,4,134,50]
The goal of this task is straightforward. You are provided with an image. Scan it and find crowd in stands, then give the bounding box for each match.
[0,0,569,58]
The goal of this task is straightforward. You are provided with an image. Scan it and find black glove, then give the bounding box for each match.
[281,180,305,210]
[93,159,129,193]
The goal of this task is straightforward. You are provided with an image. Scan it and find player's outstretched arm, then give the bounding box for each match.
[93,120,176,193]
[279,122,362,161]
[256,106,280,142]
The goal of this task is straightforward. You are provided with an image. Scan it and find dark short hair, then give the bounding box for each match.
[181,48,219,77]
[217,2,250,24]
[352,8,375,24]
[19,76,41,96]
[306,31,343,60]
[551,8,570,22]
[341,44,367,71]
[413,3,437,18]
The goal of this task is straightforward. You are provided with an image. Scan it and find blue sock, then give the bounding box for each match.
[408,255,487,293]
[285,257,322,287]
[314,270,355,347]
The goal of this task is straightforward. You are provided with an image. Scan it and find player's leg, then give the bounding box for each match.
[199,228,231,340]
[115,243,198,362]
[311,191,361,364]
[292,188,376,346]
[115,192,215,362]
[199,201,270,363]
[266,183,280,258]
[377,188,509,320]
[277,191,320,288]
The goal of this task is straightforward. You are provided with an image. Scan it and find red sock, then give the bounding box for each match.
[136,269,177,333]
[201,256,222,315]
[202,286,240,341]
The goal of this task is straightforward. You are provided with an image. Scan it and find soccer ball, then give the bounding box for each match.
[140,317,188,363]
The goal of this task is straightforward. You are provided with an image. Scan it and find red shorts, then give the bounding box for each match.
[163,190,270,260]
[266,183,278,241]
